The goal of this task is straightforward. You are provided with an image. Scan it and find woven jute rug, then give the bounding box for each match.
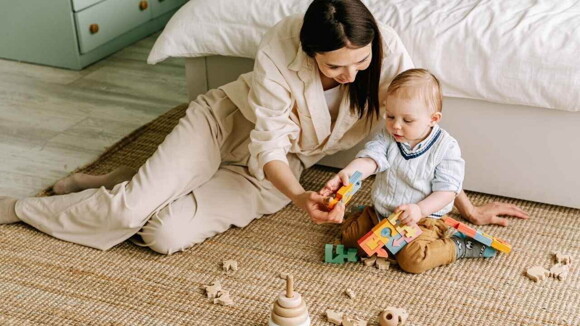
[1,104,578,326]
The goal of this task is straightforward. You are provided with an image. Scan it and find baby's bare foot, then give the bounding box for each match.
[0,196,19,224]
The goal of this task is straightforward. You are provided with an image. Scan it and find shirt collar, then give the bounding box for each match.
[400,124,440,152]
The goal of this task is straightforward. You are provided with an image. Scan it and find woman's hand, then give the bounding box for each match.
[466,202,529,226]
[395,204,422,225]
[319,170,350,197]
[293,191,345,224]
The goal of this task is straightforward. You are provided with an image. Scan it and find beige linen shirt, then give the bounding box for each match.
[220,15,413,180]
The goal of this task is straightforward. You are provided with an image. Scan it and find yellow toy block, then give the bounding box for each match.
[325,171,363,209]
[491,237,512,254]
[358,231,388,258]
[372,218,398,243]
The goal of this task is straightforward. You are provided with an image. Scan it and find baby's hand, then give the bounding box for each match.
[395,204,422,225]
[319,170,350,197]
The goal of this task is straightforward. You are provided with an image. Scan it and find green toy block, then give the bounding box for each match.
[324,244,358,264]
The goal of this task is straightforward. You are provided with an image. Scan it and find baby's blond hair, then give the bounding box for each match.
[386,68,442,113]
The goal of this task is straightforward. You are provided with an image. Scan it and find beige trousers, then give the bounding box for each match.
[15,89,301,254]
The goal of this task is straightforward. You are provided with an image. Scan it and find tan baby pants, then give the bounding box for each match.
[341,206,457,274]
[15,89,301,254]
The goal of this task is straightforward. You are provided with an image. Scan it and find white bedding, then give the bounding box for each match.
[148,0,580,112]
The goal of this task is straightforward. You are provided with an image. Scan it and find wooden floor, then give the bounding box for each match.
[0,33,187,197]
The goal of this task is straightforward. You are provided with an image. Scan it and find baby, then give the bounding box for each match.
[321,68,496,274]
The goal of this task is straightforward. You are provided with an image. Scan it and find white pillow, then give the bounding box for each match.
[148,0,580,112]
[148,0,311,63]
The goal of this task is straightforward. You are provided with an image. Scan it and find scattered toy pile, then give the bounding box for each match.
[526,251,573,282]
[202,281,235,306]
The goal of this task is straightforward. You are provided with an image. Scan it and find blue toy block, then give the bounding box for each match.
[473,231,493,246]
[385,232,405,254]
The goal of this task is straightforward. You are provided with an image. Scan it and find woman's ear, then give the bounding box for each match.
[430,112,442,125]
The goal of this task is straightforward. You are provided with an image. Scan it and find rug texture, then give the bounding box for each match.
[1,104,578,326]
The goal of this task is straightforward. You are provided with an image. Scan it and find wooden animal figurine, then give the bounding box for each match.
[379,307,408,326]
[269,274,311,326]
[525,265,550,282]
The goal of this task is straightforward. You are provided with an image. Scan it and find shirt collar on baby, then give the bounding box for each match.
[397,125,442,160]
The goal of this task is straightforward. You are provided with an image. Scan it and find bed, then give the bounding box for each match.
[147,0,580,209]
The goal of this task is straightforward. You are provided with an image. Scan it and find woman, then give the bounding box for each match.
[0,0,527,254]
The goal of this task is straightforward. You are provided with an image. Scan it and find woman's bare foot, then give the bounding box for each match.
[0,196,19,224]
[53,166,137,195]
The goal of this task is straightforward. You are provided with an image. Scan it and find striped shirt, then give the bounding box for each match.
[356,124,464,219]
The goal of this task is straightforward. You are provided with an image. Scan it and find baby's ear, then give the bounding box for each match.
[431,112,442,125]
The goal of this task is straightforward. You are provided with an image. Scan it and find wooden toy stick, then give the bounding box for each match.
[286,274,294,298]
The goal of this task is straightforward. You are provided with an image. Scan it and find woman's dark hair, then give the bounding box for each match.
[300,0,383,120]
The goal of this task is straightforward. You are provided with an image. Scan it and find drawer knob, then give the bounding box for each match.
[89,24,99,34]
[139,1,149,10]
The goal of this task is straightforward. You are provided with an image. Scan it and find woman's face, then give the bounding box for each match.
[314,43,372,84]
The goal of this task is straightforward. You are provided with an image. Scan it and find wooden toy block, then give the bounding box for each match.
[203,281,222,299]
[385,233,405,255]
[343,316,368,326]
[213,290,235,306]
[374,219,399,243]
[326,171,363,209]
[387,211,402,225]
[326,310,344,325]
[325,244,358,264]
[361,255,377,267]
[345,288,356,299]
[375,257,390,270]
[550,263,569,281]
[442,216,460,228]
[473,231,493,246]
[457,223,477,238]
[358,231,388,258]
[554,252,573,265]
[378,307,409,326]
[525,266,550,282]
[491,237,512,254]
[222,260,238,272]
[399,223,423,243]
[444,216,512,254]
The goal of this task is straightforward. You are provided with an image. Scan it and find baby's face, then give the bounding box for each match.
[385,94,439,148]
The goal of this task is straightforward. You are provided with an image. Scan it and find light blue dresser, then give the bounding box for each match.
[0,0,186,69]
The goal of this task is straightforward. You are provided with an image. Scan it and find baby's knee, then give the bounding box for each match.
[396,245,429,274]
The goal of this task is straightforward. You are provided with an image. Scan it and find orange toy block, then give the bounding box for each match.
[326,171,363,209]
[358,231,388,258]
[457,223,477,238]
[442,216,460,228]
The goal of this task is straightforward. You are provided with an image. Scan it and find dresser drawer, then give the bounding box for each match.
[71,0,104,12]
[150,0,187,18]
[75,0,152,54]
